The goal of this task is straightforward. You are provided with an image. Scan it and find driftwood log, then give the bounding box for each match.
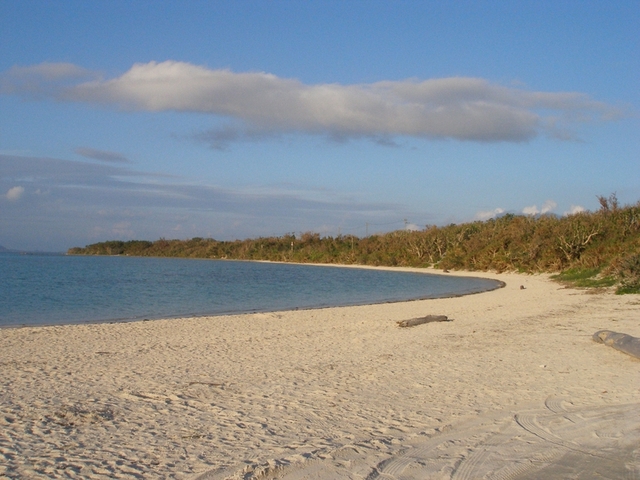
[592,330,640,360]
[397,315,450,328]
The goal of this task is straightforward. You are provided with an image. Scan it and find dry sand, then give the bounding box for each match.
[1,269,639,479]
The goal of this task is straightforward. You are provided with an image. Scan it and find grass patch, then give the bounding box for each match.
[616,285,640,295]
[552,268,616,288]
[552,267,601,282]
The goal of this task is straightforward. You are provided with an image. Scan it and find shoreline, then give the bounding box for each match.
[1,269,639,478]
[1,262,505,330]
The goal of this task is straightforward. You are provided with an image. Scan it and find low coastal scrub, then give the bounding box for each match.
[69,194,640,293]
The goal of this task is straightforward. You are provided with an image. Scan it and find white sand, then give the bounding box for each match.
[1,269,639,479]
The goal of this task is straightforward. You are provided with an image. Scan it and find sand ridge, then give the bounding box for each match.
[1,269,639,479]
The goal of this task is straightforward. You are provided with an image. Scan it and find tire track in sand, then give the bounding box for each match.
[193,400,640,480]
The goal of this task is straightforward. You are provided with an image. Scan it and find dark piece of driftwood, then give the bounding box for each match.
[593,330,640,360]
[397,315,450,328]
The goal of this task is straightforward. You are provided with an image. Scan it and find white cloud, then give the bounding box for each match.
[475,208,505,220]
[6,186,25,201]
[564,205,586,215]
[541,200,557,214]
[405,223,421,231]
[523,200,557,216]
[2,61,624,145]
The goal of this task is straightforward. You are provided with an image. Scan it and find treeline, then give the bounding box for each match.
[68,194,640,293]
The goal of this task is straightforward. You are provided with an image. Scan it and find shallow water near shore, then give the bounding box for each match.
[0,252,502,327]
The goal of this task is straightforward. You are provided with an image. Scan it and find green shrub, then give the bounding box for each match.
[66,194,640,293]
[614,254,640,294]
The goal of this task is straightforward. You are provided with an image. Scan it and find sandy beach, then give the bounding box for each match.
[1,269,639,479]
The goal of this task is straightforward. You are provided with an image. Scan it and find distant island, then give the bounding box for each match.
[0,245,64,255]
[69,194,640,294]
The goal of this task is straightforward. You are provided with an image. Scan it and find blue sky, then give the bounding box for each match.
[1,0,638,251]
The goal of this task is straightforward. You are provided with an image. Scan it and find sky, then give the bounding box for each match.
[1,1,638,252]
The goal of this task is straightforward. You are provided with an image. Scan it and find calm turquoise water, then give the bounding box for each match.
[0,253,502,327]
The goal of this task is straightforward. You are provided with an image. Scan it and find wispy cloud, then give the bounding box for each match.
[6,62,91,80]
[0,62,97,98]
[191,125,280,150]
[1,61,625,145]
[75,147,130,163]
[0,154,402,245]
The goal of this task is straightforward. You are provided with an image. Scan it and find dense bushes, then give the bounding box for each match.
[69,196,640,293]
[611,254,640,294]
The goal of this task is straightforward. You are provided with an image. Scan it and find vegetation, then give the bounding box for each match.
[68,194,640,294]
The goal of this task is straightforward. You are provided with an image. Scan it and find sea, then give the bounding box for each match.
[0,252,502,328]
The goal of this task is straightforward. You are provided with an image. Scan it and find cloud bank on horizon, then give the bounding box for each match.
[0,152,402,249]
[474,200,583,222]
[1,61,624,147]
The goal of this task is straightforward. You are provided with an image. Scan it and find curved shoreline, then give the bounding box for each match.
[1,260,504,329]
